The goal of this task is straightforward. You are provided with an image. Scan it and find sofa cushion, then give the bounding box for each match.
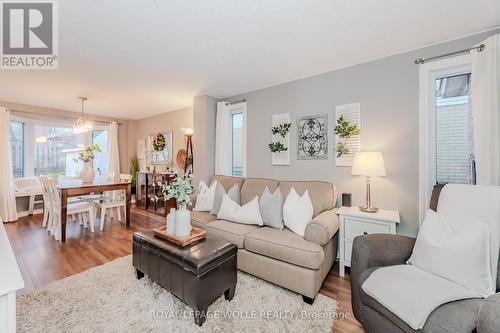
[360,267,482,333]
[204,220,259,248]
[244,227,324,269]
[211,175,245,192]
[279,181,335,218]
[240,178,279,205]
[190,211,217,229]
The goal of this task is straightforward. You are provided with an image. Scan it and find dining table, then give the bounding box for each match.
[57,177,132,242]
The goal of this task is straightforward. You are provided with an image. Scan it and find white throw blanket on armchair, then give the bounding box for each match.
[362,184,500,330]
[362,265,481,330]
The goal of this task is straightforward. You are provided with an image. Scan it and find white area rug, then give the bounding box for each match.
[17,256,337,332]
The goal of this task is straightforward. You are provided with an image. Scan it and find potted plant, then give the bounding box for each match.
[130,156,139,195]
[77,144,101,183]
[161,169,194,237]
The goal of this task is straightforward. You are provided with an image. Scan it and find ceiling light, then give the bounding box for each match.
[73,96,93,134]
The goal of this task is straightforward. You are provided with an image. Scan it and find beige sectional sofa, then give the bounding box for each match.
[190,175,340,303]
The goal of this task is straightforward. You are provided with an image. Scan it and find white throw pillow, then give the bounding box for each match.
[408,209,494,297]
[217,194,263,226]
[283,188,313,236]
[193,180,217,212]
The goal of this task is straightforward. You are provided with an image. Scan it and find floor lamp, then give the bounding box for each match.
[181,128,194,173]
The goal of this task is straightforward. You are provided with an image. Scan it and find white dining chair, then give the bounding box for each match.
[39,176,51,228]
[43,178,96,240]
[91,173,131,231]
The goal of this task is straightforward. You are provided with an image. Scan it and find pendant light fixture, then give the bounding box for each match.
[73,96,93,134]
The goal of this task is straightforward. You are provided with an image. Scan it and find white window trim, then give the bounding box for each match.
[229,102,247,178]
[9,115,108,178]
[418,54,471,223]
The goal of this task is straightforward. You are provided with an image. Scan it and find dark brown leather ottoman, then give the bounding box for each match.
[132,230,237,326]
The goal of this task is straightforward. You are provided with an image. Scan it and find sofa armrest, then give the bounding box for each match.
[350,234,416,320]
[304,209,339,246]
[478,293,500,333]
[352,234,416,273]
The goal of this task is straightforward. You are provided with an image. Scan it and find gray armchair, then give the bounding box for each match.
[351,185,500,333]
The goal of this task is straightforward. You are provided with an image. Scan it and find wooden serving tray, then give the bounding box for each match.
[153,225,207,247]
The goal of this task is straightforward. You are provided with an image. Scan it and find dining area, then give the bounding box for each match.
[38,174,132,242]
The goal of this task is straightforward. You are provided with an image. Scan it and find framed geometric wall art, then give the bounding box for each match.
[297,113,328,160]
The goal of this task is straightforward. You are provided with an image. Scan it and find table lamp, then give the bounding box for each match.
[351,152,386,213]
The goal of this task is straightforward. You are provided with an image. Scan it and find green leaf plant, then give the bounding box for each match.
[269,122,291,153]
[268,142,288,153]
[334,115,360,158]
[271,123,291,138]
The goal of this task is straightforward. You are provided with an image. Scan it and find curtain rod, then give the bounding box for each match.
[10,109,123,125]
[226,99,246,105]
[414,44,485,64]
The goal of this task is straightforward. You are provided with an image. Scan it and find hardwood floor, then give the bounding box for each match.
[4,207,364,333]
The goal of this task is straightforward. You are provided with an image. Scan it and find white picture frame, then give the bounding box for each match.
[149,131,173,166]
[335,103,361,166]
[271,113,291,166]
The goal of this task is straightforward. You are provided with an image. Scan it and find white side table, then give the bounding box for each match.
[337,206,400,277]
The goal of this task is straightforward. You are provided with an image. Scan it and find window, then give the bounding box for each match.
[419,54,472,222]
[10,122,24,178]
[9,118,109,178]
[34,125,85,177]
[435,73,475,185]
[230,103,246,177]
[92,130,108,176]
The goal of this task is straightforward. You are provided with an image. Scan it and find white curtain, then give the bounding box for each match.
[471,34,500,185]
[107,121,120,181]
[0,108,18,222]
[215,101,232,176]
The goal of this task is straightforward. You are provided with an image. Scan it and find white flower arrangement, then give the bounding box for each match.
[161,169,194,207]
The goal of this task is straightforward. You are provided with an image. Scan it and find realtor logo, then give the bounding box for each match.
[1,0,58,69]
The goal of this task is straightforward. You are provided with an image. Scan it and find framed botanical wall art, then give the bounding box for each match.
[270,113,291,165]
[335,103,361,166]
[297,113,328,160]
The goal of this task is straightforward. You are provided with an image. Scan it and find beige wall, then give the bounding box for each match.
[1,100,131,173]
[128,107,193,169]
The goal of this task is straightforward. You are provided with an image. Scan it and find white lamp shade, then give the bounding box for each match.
[181,127,194,136]
[351,152,386,177]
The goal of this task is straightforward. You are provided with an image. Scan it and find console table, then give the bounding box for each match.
[0,219,24,333]
[135,172,176,216]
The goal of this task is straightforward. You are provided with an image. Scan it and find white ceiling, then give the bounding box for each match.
[1,0,499,120]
